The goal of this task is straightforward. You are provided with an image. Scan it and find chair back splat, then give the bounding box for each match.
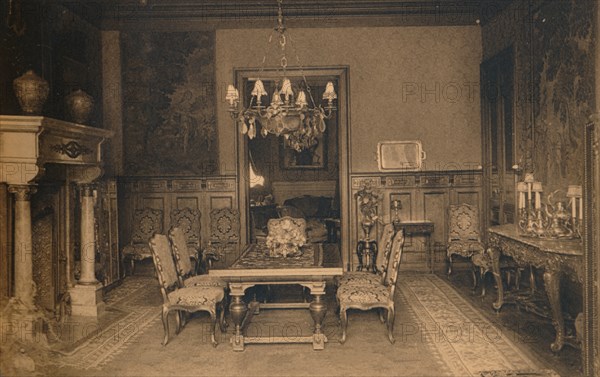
[149,233,179,299]
[376,223,397,282]
[169,227,195,279]
[448,203,481,242]
[385,229,405,296]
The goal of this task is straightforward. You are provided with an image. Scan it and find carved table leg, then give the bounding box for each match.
[308,283,328,350]
[229,293,247,351]
[543,270,565,352]
[490,246,505,311]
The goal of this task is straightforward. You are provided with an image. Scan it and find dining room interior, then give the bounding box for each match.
[0,0,599,376]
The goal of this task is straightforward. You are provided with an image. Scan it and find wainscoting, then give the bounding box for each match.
[118,176,238,267]
[350,170,483,272]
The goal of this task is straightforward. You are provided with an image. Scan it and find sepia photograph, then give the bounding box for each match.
[0,0,599,376]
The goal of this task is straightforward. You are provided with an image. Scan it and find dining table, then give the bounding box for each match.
[209,242,344,351]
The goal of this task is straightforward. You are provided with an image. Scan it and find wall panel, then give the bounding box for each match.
[119,176,238,264]
[350,171,482,272]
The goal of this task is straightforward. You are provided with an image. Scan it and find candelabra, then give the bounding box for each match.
[516,174,581,239]
[566,185,583,238]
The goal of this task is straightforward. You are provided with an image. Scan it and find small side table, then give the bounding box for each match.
[397,221,435,273]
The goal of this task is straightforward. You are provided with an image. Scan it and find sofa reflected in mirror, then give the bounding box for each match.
[250,195,339,244]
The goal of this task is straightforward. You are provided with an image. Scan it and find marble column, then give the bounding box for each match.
[78,184,98,285]
[8,185,36,309]
[69,183,104,317]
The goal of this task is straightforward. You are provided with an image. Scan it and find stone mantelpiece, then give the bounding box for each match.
[0,116,111,184]
[0,115,112,318]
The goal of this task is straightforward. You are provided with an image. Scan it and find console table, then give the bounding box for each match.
[488,224,583,352]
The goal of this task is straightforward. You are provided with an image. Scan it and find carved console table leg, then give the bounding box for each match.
[308,283,328,350]
[229,290,248,352]
[490,246,505,311]
[543,270,565,352]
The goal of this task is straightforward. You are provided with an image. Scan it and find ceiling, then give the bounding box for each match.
[58,0,513,29]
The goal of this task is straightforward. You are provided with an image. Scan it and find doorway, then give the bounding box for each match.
[481,47,516,229]
[235,67,350,267]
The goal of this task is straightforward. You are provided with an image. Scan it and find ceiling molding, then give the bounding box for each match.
[57,0,514,30]
[59,0,513,30]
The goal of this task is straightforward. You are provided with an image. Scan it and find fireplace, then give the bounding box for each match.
[0,115,113,319]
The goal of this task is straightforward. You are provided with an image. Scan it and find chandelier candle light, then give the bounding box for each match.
[225,0,337,152]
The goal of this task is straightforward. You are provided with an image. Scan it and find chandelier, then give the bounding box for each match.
[225,0,337,152]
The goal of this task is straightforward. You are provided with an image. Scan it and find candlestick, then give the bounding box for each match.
[519,192,524,209]
[579,197,583,220]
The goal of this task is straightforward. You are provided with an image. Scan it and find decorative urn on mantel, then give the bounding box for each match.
[65,89,94,124]
[12,70,49,115]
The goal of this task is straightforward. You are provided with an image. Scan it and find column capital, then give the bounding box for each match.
[67,166,103,185]
[78,183,95,197]
[8,185,37,201]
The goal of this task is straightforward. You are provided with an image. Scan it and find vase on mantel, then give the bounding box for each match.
[13,70,49,115]
[65,89,94,124]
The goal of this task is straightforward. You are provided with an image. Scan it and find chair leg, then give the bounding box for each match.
[339,307,348,344]
[219,302,228,333]
[175,310,182,334]
[130,258,136,276]
[210,311,218,347]
[447,255,453,278]
[529,265,536,295]
[161,306,170,346]
[378,308,385,323]
[180,311,188,329]
[480,268,488,297]
[387,306,396,344]
[471,266,479,292]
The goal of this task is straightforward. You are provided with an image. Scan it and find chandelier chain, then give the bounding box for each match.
[286,33,318,108]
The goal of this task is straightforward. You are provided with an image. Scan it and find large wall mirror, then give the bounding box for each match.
[234,66,351,268]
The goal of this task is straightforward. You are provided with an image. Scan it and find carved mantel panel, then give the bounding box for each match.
[0,115,112,185]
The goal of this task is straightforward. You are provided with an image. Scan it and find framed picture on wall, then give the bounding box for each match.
[280,131,327,169]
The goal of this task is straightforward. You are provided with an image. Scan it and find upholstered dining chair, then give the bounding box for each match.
[337,229,405,344]
[446,203,485,277]
[336,223,397,287]
[168,226,227,289]
[148,233,226,347]
[170,207,202,273]
[122,207,163,275]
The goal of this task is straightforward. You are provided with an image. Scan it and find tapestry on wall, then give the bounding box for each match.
[532,0,595,193]
[121,32,218,176]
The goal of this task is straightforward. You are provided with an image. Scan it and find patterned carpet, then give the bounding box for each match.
[45,274,554,376]
[54,276,162,370]
[399,275,547,376]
